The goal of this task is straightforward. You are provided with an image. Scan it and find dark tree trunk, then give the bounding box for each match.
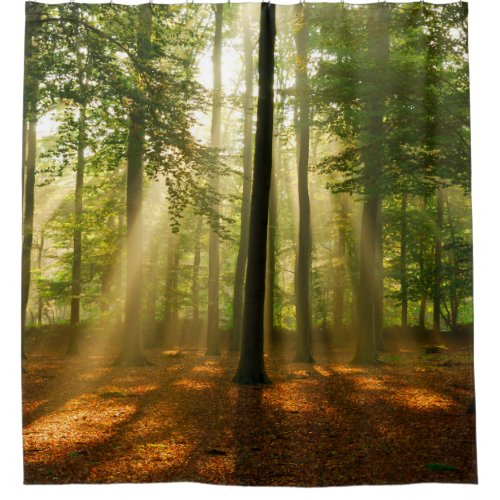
[264,140,278,345]
[445,192,459,331]
[67,102,86,356]
[294,4,313,363]
[233,3,276,384]
[432,187,444,338]
[231,5,253,352]
[352,4,389,365]
[206,3,223,356]
[401,192,408,328]
[114,4,152,366]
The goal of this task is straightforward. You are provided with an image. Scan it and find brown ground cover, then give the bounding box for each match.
[22,334,476,486]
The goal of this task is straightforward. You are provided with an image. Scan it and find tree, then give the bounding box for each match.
[233,2,276,384]
[293,4,314,363]
[114,4,153,366]
[206,3,223,356]
[231,4,254,352]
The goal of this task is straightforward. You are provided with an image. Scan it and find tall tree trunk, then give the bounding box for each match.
[22,113,37,361]
[418,196,428,330]
[352,4,389,365]
[233,3,276,384]
[67,101,86,356]
[191,216,202,346]
[144,239,159,347]
[400,192,408,328]
[432,187,444,338]
[264,139,278,345]
[100,215,115,321]
[333,193,348,335]
[294,4,313,363]
[206,3,223,356]
[161,230,178,348]
[231,5,253,352]
[445,192,459,331]
[36,232,44,326]
[114,4,152,366]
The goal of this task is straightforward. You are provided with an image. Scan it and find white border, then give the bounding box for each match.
[1,1,498,499]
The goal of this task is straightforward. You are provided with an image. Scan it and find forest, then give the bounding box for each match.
[22,1,476,486]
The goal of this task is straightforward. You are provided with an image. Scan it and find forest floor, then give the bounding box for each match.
[22,331,477,486]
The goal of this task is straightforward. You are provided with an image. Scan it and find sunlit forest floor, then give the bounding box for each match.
[22,329,476,486]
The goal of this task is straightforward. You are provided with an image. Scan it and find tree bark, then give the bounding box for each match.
[352,4,389,365]
[161,230,178,348]
[206,3,223,356]
[114,4,152,366]
[233,3,276,384]
[231,4,253,352]
[36,232,44,326]
[294,4,313,363]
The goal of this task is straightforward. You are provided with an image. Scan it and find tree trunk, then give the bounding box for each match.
[231,4,253,352]
[67,101,86,356]
[418,196,428,330]
[352,4,389,365]
[294,4,313,363]
[333,193,348,335]
[161,230,178,348]
[432,187,444,338]
[100,216,115,321]
[264,138,278,345]
[22,115,37,360]
[114,4,152,366]
[206,3,223,356]
[400,192,408,328]
[36,232,44,326]
[233,3,276,384]
[191,216,202,346]
[143,239,159,347]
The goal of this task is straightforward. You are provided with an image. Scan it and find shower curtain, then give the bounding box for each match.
[22,1,475,486]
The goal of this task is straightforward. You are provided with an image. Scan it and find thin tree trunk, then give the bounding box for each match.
[67,101,86,356]
[432,187,444,338]
[100,216,115,321]
[206,3,223,356]
[22,116,37,360]
[352,4,389,365]
[333,193,348,335]
[233,3,276,384]
[162,230,177,348]
[294,4,313,363]
[445,192,459,331]
[418,196,428,330]
[401,192,408,328]
[114,4,152,366]
[144,239,159,347]
[36,232,44,326]
[231,5,253,352]
[191,216,202,346]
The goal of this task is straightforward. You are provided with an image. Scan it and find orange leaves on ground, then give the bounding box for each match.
[22,347,476,485]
